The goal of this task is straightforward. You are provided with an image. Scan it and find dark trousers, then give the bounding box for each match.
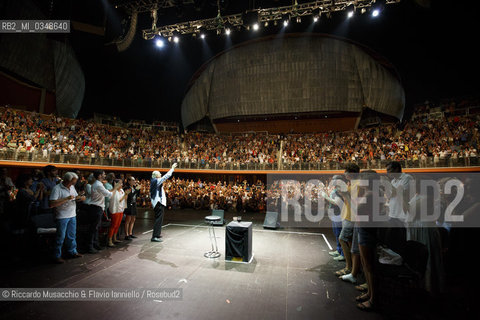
[88,205,103,250]
[152,202,165,239]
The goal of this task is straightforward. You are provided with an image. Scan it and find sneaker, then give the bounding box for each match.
[329,250,340,257]
[93,245,104,251]
[333,255,346,261]
[340,273,357,284]
[129,234,138,239]
[87,248,99,254]
[151,237,163,242]
[69,253,83,259]
[125,236,132,241]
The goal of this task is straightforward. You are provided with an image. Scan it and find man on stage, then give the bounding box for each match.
[150,163,177,242]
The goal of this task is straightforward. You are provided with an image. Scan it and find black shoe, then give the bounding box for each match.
[93,245,104,251]
[53,257,65,264]
[151,237,163,242]
[87,248,99,254]
[125,236,131,240]
[129,234,138,239]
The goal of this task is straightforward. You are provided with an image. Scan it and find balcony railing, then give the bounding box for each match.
[0,149,478,170]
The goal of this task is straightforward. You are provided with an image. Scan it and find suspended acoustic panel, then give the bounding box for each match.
[53,42,85,118]
[116,11,138,52]
[182,34,405,129]
[0,0,85,118]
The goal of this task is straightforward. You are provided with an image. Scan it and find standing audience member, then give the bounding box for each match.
[407,176,446,295]
[107,179,128,247]
[104,173,115,216]
[124,176,141,240]
[384,161,413,254]
[15,174,43,228]
[40,165,59,214]
[336,163,361,282]
[84,170,120,253]
[0,168,15,233]
[356,170,383,311]
[49,172,85,263]
[320,175,345,260]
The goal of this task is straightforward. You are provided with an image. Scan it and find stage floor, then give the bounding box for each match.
[1,209,383,320]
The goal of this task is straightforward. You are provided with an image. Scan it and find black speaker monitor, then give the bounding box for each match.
[263,211,280,229]
[212,209,225,226]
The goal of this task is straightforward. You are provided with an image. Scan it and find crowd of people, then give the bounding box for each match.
[1,102,479,311]
[0,106,181,162]
[1,104,479,167]
[163,177,266,212]
[281,115,479,164]
[0,165,146,263]
[267,161,477,312]
[1,156,477,312]
[0,163,269,262]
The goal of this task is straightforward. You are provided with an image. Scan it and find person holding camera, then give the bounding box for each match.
[123,176,141,240]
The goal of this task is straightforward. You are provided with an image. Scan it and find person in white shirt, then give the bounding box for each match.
[384,161,414,255]
[107,179,129,247]
[386,161,414,224]
[49,172,86,264]
[84,169,120,253]
[150,163,177,242]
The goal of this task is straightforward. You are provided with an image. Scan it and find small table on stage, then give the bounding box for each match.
[225,221,253,263]
[204,215,221,258]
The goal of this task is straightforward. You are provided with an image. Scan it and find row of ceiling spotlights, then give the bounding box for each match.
[155,7,382,47]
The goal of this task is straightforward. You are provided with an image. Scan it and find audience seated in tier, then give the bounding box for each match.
[1,99,479,167]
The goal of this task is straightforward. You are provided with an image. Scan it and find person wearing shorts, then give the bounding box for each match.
[335,163,360,279]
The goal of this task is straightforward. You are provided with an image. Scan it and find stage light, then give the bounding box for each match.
[346,4,355,19]
[282,14,290,27]
[225,28,231,35]
[155,39,164,47]
[243,11,259,30]
[371,0,385,18]
[296,16,301,23]
[173,36,179,43]
[200,33,206,39]
[264,21,269,27]
[313,15,319,22]
[252,23,259,31]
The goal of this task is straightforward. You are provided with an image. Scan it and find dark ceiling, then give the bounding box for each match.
[22,0,480,123]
